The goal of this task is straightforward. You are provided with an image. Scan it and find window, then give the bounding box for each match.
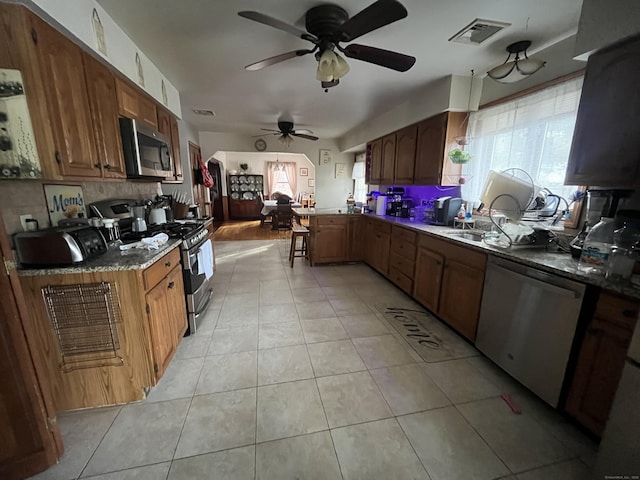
[271,169,294,198]
[462,76,584,209]
[352,155,366,204]
[267,161,296,198]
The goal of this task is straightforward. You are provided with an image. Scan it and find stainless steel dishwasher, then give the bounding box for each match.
[476,256,586,407]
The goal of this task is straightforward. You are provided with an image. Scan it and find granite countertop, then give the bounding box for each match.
[365,213,640,300]
[18,239,182,276]
[293,207,359,216]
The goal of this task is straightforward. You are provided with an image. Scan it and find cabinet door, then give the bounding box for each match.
[315,224,348,263]
[170,115,183,183]
[33,16,99,178]
[414,114,446,185]
[165,267,187,344]
[138,95,158,129]
[83,53,126,179]
[381,133,396,184]
[394,124,417,184]
[157,108,171,137]
[368,138,382,184]
[565,35,640,186]
[371,231,391,276]
[413,247,444,312]
[146,279,176,379]
[348,216,363,261]
[115,77,139,120]
[439,259,484,341]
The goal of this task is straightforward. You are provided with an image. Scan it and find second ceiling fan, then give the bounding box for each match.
[238,0,416,89]
[260,121,319,147]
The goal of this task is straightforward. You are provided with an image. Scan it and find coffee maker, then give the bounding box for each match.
[432,196,463,226]
[386,187,405,216]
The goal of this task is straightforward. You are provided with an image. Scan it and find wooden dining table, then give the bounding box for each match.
[260,200,302,216]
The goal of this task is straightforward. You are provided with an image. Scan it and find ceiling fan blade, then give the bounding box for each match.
[335,0,408,43]
[343,44,415,72]
[245,49,313,71]
[261,128,281,133]
[292,133,319,141]
[238,11,317,42]
[292,129,314,135]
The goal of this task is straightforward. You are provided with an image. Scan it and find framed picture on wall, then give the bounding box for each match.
[319,149,332,166]
[308,179,315,187]
[300,168,308,176]
[335,163,347,178]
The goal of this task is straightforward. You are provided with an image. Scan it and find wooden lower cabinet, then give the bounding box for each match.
[565,291,638,436]
[310,216,349,265]
[388,226,417,294]
[229,199,260,220]
[18,248,187,411]
[145,265,185,379]
[365,217,391,275]
[413,247,444,312]
[412,233,486,341]
[348,216,364,261]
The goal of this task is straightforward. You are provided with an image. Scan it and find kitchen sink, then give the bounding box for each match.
[444,230,484,242]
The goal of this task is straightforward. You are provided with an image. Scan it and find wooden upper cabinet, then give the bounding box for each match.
[414,113,448,185]
[115,77,158,129]
[367,138,382,184]
[31,15,99,178]
[394,124,417,184]
[564,34,640,187]
[157,108,171,137]
[414,111,467,186]
[381,133,396,184]
[82,53,125,179]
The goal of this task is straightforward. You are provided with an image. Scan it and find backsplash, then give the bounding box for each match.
[0,180,159,235]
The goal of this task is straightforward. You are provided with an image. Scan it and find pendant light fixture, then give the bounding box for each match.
[487,40,546,83]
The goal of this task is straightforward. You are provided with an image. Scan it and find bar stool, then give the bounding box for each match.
[289,225,309,267]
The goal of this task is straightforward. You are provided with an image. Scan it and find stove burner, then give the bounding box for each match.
[120,221,203,243]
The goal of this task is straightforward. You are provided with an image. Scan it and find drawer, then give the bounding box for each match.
[390,251,415,278]
[143,248,180,291]
[392,225,417,245]
[418,233,486,270]
[391,238,416,261]
[317,216,348,226]
[388,267,413,294]
[595,291,639,331]
[366,217,392,234]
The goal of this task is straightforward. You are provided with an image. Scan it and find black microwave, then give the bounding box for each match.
[119,117,173,179]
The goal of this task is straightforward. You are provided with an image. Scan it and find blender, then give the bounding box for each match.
[130,205,148,232]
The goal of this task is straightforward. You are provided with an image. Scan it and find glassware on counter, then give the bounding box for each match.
[578,217,615,275]
[605,222,640,284]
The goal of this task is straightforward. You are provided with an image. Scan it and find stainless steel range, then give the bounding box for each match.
[88,199,214,335]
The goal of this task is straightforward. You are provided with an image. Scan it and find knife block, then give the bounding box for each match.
[173,202,189,220]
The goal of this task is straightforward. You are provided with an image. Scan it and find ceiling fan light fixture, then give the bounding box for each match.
[278,134,294,147]
[316,49,350,82]
[487,40,545,84]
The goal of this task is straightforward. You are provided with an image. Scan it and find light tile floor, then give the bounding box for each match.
[31,239,598,480]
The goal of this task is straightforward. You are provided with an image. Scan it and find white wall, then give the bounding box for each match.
[574,0,640,59]
[26,0,181,116]
[198,132,356,208]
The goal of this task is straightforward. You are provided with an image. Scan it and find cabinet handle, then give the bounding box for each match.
[165,261,172,267]
[104,164,111,170]
[95,163,102,169]
[622,309,637,318]
[168,281,175,289]
[54,151,61,164]
[31,28,38,45]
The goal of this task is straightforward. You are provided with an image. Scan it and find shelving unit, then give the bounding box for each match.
[228,173,264,220]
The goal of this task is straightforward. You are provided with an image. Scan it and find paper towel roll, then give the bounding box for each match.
[376,195,387,216]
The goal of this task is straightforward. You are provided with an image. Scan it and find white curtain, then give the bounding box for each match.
[282,162,297,198]
[266,162,280,196]
[462,76,584,204]
[352,158,366,204]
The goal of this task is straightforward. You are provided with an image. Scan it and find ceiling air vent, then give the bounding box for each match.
[193,108,216,116]
[449,19,511,45]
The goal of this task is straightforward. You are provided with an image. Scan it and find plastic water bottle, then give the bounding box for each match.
[605,222,640,284]
[578,217,615,275]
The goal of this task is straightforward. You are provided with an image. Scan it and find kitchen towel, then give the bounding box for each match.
[198,239,214,280]
[376,195,387,216]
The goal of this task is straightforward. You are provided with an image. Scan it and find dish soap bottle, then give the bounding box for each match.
[578,217,615,275]
[346,193,355,213]
[457,203,466,220]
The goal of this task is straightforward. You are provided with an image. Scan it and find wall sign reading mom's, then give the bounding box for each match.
[43,184,87,227]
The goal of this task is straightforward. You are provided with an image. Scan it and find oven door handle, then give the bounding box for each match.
[194,288,213,319]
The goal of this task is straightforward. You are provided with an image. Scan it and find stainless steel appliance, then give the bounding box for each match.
[90,199,214,335]
[130,205,148,232]
[13,226,107,266]
[476,256,586,407]
[119,118,173,179]
[432,196,462,226]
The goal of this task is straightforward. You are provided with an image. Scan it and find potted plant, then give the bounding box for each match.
[448,148,471,164]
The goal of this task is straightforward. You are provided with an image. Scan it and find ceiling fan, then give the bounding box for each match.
[238,0,416,90]
[260,121,319,147]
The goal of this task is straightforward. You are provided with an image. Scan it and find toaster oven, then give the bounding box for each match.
[13,226,108,267]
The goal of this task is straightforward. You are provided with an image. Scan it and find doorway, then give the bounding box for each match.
[208,161,224,221]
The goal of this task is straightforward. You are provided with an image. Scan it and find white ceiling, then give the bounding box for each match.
[97,0,583,140]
